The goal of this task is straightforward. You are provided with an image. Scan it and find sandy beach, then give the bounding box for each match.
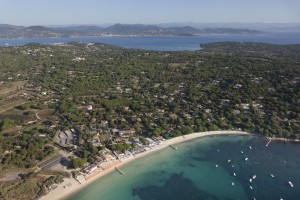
[40,130,249,200]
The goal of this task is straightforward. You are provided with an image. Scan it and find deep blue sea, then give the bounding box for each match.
[67,135,300,200]
[1,32,300,51]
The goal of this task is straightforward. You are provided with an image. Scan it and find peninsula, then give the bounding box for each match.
[0,42,299,199]
[0,23,264,38]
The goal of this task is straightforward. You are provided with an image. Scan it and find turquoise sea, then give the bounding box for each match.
[67,135,300,200]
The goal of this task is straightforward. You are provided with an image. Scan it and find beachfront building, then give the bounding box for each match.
[83,164,98,174]
[74,173,86,184]
[145,138,156,147]
[130,142,146,155]
[99,149,117,162]
[115,150,133,160]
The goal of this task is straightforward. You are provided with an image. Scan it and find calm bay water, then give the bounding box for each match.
[1,32,300,51]
[67,135,300,200]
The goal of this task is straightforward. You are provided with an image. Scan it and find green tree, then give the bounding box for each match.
[170,130,182,137]
[181,126,193,135]
[153,127,162,137]
[0,118,15,131]
[139,137,147,145]
[70,157,86,169]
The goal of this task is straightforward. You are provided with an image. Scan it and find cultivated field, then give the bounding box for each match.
[0,81,27,113]
[0,99,27,113]
[0,81,26,96]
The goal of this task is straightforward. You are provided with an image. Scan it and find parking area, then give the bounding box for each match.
[38,150,72,170]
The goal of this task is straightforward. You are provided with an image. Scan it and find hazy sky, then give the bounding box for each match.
[0,0,299,25]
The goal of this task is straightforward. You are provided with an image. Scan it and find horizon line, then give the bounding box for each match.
[1,22,300,27]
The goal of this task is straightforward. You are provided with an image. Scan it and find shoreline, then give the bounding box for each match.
[40,130,250,200]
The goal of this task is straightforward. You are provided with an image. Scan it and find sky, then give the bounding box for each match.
[0,0,299,26]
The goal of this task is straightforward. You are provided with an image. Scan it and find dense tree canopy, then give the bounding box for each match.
[0,42,299,169]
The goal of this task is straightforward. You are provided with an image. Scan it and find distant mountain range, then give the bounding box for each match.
[0,23,265,38]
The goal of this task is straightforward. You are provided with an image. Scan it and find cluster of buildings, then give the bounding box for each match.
[74,132,165,183]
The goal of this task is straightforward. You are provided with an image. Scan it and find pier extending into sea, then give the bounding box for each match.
[266,139,272,147]
[169,145,178,150]
[115,167,125,175]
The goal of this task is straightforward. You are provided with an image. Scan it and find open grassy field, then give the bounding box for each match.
[0,126,21,134]
[0,107,33,122]
[0,81,26,96]
[0,81,28,113]
[0,99,27,113]
[0,97,22,107]
[38,109,55,120]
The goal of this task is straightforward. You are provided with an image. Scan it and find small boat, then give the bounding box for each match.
[217,149,220,152]
[252,175,256,179]
[249,178,253,182]
[233,172,236,176]
[250,185,253,190]
[288,181,294,187]
[241,150,244,154]
[231,164,235,168]
[280,197,283,200]
[228,159,231,163]
[232,182,235,186]
[249,146,252,150]
[245,157,249,161]
[216,164,218,168]
[270,174,275,178]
